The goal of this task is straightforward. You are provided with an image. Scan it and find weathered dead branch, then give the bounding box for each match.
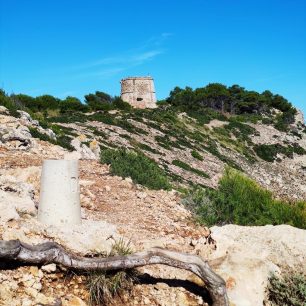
[0,240,229,306]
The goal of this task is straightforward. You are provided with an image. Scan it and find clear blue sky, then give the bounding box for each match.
[1,0,305,115]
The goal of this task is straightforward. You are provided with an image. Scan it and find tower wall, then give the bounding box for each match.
[120,76,157,109]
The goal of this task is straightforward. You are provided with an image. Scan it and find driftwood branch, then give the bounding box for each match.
[0,240,229,306]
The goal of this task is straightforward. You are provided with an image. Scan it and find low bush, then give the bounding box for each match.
[29,127,74,151]
[172,160,209,178]
[101,148,171,190]
[266,272,306,306]
[182,168,306,228]
[191,150,203,161]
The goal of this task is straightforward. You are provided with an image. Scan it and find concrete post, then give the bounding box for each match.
[38,160,81,226]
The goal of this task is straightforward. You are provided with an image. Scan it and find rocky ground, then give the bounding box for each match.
[0,108,306,306]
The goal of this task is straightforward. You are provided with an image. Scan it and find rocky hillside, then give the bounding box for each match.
[0,105,306,306]
[29,104,306,200]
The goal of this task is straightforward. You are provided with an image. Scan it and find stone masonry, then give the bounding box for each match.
[120,76,157,109]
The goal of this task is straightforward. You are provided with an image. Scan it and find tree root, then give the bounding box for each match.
[0,240,229,306]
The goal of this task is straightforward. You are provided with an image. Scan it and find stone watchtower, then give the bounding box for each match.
[120,76,157,109]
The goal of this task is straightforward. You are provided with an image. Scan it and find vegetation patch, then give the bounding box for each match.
[101,148,171,190]
[202,140,244,170]
[254,143,306,162]
[29,127,74,151]
[167,83,297,131]
[266,272,306,306]
[182,168,306,228]
[225,120,257,143]
[48,112,88,123]
[86,239,137,306]
[51,124,78,137]
[137,142,160,154]
[0,89,22,117]
[88,113,148,135]
[191,150,203,161]
[172,160,209,178]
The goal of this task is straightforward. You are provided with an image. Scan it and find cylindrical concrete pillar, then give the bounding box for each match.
[38,160,81,226]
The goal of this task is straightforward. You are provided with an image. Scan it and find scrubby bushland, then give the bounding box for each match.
[85,92,131,111]
[1,89,131,118]
[167,83,295,116]
[166,83,297,130]
[182,168,306,228]
[100,148,171,190]
[266,272,306,306]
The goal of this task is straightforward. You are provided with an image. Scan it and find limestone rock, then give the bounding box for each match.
[209,224,306,306]
[61,295,87,306]
[41,263,57,273]
[89,139,101,159]
[70,138,96,160]
[0,124,34,150]
[294,108,305,125]
[0,105,9,114]
[18,110,40,127]
[16,110,57,140]
[0,175,36,223]
[3,219,121,255]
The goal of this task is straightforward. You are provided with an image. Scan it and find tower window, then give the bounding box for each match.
[137,97,143,101]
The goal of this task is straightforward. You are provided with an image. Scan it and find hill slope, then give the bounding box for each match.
[42,105,306,200]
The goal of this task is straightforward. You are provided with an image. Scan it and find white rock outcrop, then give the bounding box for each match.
[2,219,121,255]
[0,175,36,223]
[67,138,97,160]
[210,224,306,306]
[17,110,57,140]
[0,124,34,150]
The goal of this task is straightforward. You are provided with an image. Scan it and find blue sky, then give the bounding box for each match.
[1,0,305,115]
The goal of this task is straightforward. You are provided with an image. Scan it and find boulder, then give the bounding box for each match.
[17,110,39,127]
[0,125,34,150]
[3,219,121,255]
[0,106,9,115]
[0,175,36,223]
[209,224,306,306]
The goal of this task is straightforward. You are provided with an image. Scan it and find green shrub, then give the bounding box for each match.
[191,150,203,161]
[254,143,306,162]
[101,148,171,190]
[182,168,306,228]
[266,272,306,306]
[172,160,209,178]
